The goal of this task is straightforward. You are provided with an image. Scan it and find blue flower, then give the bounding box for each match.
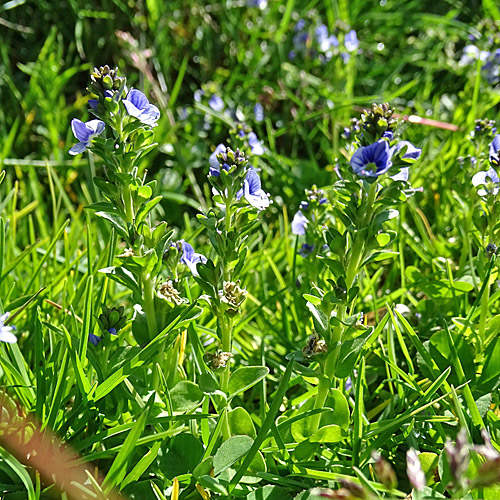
[0,312,16,344]
[180,241,207,275]
[316,24,339,54]
[472,168,499,197]
[88,333,102,346]
[208,95,224,112]
[299,243,315,257]
[300,201,309,211]
[248,132,264,155]
[209,144,229,177]
[123,89,160,126]
[350,140,393,177]
[291,211,308,235]
[69,119,105,155]
[344,30,359,52]
[88,90,114,110]
[350,140,421,177]
[490,135,500,164]
[236,169,270,210]
[254,103,264,123]
[194,89,205,102]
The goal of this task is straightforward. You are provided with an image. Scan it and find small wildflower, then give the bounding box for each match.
[90,65,125,92]
[180,241,207,275]
[209,144,229,177]
[88,89,114,110]
[0,313,17,344]
[344,30,359,52]
[472,167,499,197]
[298,242,315,257]
[486,243,498,257]
[122,89,160,126]
[406,449,426,491]
[490,135,500,164]
[350,140,393,177]
[236,169,270,210]
[248,132,264,155]
[254,103,264,123]
[208,94,224,112]
[291,211,308,235]
[157,280,185,306]
[69,119,105,155]
[88,333,102,346]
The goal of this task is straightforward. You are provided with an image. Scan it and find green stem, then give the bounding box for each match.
[122,184,134,224]
[219,313,233,440]
[143,274,158,339]
[310,182,377,435]
[478,272,490,353]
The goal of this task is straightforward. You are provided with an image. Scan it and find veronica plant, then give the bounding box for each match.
[193,139,270,440]
[297,103,422,436]
[69,66,200,387]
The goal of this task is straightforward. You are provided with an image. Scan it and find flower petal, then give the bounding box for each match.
[127,89,149,110]
[71,119,91,142]
[0,331,17,343]
[291,211,308,235]
[122,99,142,118]
[69,141,89,155]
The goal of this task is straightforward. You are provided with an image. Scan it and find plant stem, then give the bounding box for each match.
[310,181,377,435]
[122,184,134,224]
[219,313,233,440]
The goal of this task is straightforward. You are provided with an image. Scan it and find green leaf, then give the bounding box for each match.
[102,395,153,492]
[247,486,290,500]
[310,424,345,443]
[335,329,373,378]
[228,366,269,398]
[213,435,254,475]
[160,433,204,478]
[306,302,329,336]
[228,407,257,438]
[170,380,204,412]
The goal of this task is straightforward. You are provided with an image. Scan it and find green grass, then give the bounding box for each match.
[0,1,500,499]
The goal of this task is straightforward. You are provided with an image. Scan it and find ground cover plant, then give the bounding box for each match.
[1,0,500,499]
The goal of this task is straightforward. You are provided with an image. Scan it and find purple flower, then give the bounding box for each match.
[236,170,270,210]
[254,103,264,123]
[194,89,205,102]
[350,139,421,177]
[391,167,409,182]
[0,312,16,344]
[344,30,359,52]
[180,241,207,275]
[490,135,500,164]
[69,119,105,155]
[123,89,160,126]
[88,90,114,110]
[208,95,224,112]
[88,333,102,346]
[350,140,393,177]
[299,201,309,211]
[295,19,306,32]
[299,243,314,257]
[316,24,339,54]
[291,211,308,235]
[209,144,229,177]
[472,168,499,197]
[248,132,264,155]
[390,140,422,161]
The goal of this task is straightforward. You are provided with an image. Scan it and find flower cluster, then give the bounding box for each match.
[69,67,160,155]
[460,44,500,84]
[290,19,359,63]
